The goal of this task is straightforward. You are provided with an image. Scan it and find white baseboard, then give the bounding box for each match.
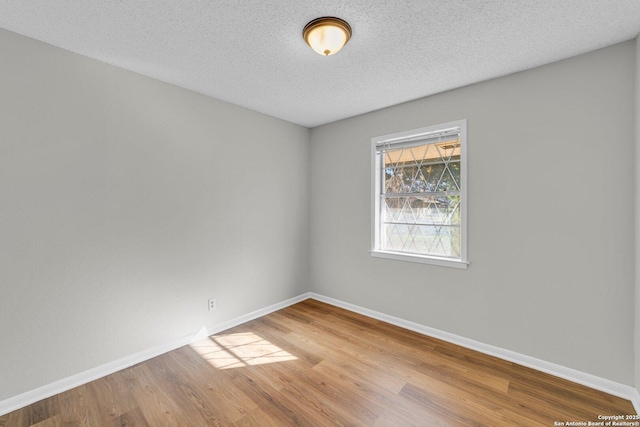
[308,293,640,413]
[630,389,640,415]
[2,291,639,416]
[0,292,311,417]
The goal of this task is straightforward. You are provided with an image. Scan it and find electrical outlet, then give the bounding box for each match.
[208,298,216,311]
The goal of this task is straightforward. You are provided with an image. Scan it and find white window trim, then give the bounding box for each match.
[370,119,468,269]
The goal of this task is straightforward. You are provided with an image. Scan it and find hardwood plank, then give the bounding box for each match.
[228,368,315,426]
[3,298,636,426]
[109,408,149,427]
[0,395,59,427]
[56,384,103,426]
[87,372,137,421]
[172,346,262,423]
[144,352,227,425]
[313,355,407,395]
[125,363,194,426]
[0,411,25,427]
[29,414,61,427]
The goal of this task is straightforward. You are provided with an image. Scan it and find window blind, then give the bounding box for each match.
[375,126,461,152]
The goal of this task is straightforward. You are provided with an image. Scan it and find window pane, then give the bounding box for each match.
[383,196,460,226]
[383,223,461,258]
[383,143,460,194]
[420,164,445,191]
[446,162,461,190]
[384,167,402,193]
[382,195,461,257]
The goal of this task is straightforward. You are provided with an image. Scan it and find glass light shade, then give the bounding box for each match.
[303,17,352,56]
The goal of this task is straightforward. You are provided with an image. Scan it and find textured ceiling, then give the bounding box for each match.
[0,1,639,127]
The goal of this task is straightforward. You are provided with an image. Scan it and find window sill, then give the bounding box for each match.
[370,250,469,269]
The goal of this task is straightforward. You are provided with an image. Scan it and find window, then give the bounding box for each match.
[371,120,468,268]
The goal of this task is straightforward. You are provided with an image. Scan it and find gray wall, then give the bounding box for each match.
[310,41,636,384]
[0,29,310,400]
[635,35,640,389]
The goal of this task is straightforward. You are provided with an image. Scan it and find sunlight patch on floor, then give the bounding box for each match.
[189,332,297,369]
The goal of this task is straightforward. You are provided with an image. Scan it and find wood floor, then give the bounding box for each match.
[1,299,635,426]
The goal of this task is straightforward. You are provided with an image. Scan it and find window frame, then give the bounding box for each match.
[370,119,468,269]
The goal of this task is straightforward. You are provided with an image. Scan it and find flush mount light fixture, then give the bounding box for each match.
[303,17,352,56]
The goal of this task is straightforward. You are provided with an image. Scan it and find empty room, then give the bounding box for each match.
[1,1,640,426]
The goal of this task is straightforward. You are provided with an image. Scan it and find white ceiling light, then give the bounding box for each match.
[303,17,352,56]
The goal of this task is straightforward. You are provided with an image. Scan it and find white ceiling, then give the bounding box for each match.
[1,1,639,128]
